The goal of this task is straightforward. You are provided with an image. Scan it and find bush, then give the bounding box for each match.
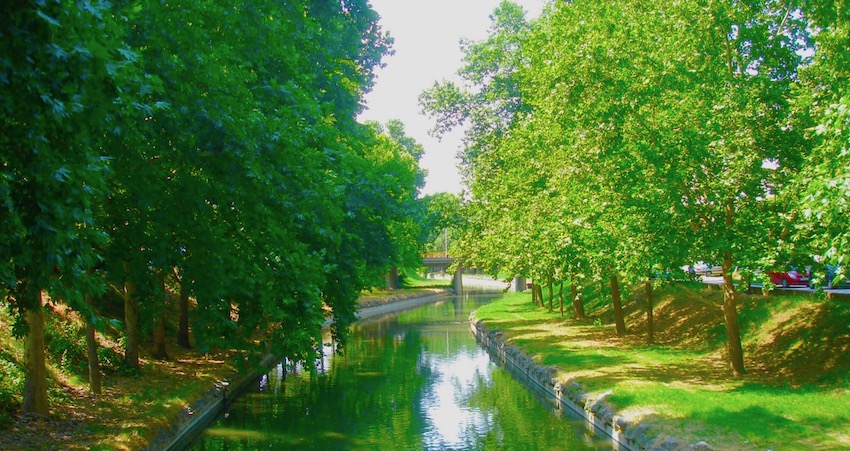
[45,316,88,376]
[0,355,23,428]
[98,345,126,375]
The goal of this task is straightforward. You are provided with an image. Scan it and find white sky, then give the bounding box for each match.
[358,0,547,196]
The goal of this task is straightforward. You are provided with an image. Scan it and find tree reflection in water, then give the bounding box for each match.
[192,292,606,450]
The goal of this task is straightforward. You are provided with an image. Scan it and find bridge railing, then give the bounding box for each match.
[422,251,450,259]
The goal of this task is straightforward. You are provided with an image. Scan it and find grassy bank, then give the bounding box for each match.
[0,303,242,450]
[357,269,451,308]
[472,284,850,449]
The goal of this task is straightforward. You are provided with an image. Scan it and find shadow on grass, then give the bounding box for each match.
[693,405,809,447]
[539,351,632,371]
[746,298,850,386]
[486,318,561,334]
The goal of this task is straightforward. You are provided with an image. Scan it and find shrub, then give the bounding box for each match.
[45,316,88,376]
[0,355,23,428]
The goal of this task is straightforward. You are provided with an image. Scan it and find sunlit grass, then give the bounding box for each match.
[472,287,850,449]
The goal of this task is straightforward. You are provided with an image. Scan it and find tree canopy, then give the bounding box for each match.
[422,0,844,376]
[1,0,431,415]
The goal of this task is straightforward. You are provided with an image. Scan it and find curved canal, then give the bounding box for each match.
[190,290,610,450]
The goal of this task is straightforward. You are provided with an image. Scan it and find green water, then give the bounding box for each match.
[191,291,610,450]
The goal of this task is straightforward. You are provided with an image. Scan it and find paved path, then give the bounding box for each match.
[701,275,850,295]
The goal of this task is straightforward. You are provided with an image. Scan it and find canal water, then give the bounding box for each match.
[189,290,610,450]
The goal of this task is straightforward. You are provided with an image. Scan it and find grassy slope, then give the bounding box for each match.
[472,284,850,450]
[0,303,241,450]
[357,269,451,308]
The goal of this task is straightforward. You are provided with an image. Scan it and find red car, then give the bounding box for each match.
[769,268,810,288]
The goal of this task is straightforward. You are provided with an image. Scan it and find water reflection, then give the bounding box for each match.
[421,344,492,449]
[191,291,608,450]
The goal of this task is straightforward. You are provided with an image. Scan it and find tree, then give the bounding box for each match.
[4,0,400,412]
[421,192,463,256]
[1,1,147,414]
[420,1,534,279]
[667,0,807,375]
[792,2,850,276]
[425,0,810,376]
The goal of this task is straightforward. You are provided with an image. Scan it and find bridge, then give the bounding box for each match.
[421,254,462,292]
[420,253,526,293]
[422,254,456,273]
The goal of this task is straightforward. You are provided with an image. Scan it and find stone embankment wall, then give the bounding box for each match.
[145,354,279,451]
[469,318,715,451]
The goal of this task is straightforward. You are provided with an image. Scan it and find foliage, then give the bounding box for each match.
[0,353,23,427]
[0,0,144,333]
[0,0,432,416]
[43,313,124,377]
[791,2,850,271]
[421,0,826,374]
[420,192,463,254]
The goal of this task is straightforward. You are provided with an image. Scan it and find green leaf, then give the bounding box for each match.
[35,10,61,27]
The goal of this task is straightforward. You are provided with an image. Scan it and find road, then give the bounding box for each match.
[700,275,850,295]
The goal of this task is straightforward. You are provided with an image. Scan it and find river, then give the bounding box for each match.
[189,289,610,450]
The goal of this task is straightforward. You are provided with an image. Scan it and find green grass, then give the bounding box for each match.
[0,307,26,428]
[472,287,850,449]
[401,267,452,288]
[0,301,243,450]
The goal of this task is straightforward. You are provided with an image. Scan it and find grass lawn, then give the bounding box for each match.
[472,285,850,450]
[356,269,451,309]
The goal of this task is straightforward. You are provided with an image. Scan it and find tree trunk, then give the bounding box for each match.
[558,282,565,317]
[85,297,102,396]
[153,314,169,360]
[610,275,626,336]
[645,280,655,345]
[22,291,49,416]
[385,266,400,290]
[570,282,585,320]
[547,279,554,313]
[152,278,169,360]
[123,280,140,370]
[723,258,745,376]
[530,283,538,306]
[722,201,745,376]
[533,284,544,308]
[177,279,191,349]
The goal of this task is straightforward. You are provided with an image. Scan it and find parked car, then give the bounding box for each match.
[769,267,810,288]
[826,265,850,289]
[692,262,723,277]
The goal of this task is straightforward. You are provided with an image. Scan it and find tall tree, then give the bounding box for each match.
[792,2,850,275]
[1,1,146,414]
[420,1,534,279]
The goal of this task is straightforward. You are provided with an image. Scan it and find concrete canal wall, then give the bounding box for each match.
[470,318,715,451]
[145,353,279,451]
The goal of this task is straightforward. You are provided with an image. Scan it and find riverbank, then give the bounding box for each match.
[0,285,457,450]
[470,284,850,450]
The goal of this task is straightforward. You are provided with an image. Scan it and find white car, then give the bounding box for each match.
[688,262,723,277]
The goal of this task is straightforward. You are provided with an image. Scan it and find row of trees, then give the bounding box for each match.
[1,1,431,416]
[422,0,848,376]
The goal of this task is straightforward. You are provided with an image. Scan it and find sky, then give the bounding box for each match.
[358,0,547,196]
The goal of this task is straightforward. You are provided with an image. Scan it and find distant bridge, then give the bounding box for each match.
[421,254,461,291]
[421,255,456,273]
[420,254,526,293]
